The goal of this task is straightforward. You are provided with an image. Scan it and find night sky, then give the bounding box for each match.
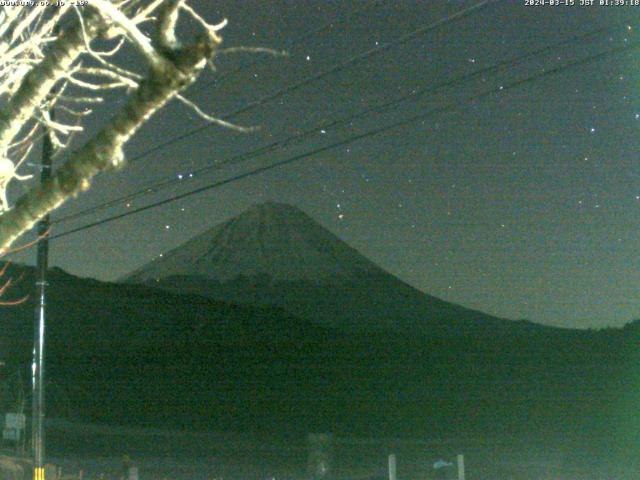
[8,0,640,329]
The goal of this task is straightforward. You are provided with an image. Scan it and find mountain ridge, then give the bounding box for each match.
[125,202,387,284]
[123,202,548,335]
[0,262,636,461]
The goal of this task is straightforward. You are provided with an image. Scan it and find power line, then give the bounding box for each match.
[52,22,618,226]
[48,40,640,242]
[126,0,498,164]
[53,0,499,224]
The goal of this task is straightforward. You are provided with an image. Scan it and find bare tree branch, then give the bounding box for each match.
[0,24,220,251]
[0,1,257,253]
[0,9,103,151]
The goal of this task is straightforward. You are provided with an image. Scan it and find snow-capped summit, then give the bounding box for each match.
[125,202,383,284]
[124,202,535,335]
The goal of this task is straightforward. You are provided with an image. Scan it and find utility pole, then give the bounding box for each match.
[32,109,53,480]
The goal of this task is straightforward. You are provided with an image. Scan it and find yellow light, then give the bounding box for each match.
[33,467,45,480]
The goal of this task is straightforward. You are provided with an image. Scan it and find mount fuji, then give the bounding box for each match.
[123,202,544,336]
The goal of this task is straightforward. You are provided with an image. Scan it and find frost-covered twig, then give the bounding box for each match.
[176,94,256,132]
[0,0,270,253]
[0,1,227,251]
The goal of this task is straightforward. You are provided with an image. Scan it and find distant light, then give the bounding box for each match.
[165,225,170,229]
[177,174,183,180]
[306,55,311,61]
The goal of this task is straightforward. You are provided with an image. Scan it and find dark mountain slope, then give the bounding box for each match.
[0,264,332,359]
[0,263,636,466]
[123,202,549,336]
